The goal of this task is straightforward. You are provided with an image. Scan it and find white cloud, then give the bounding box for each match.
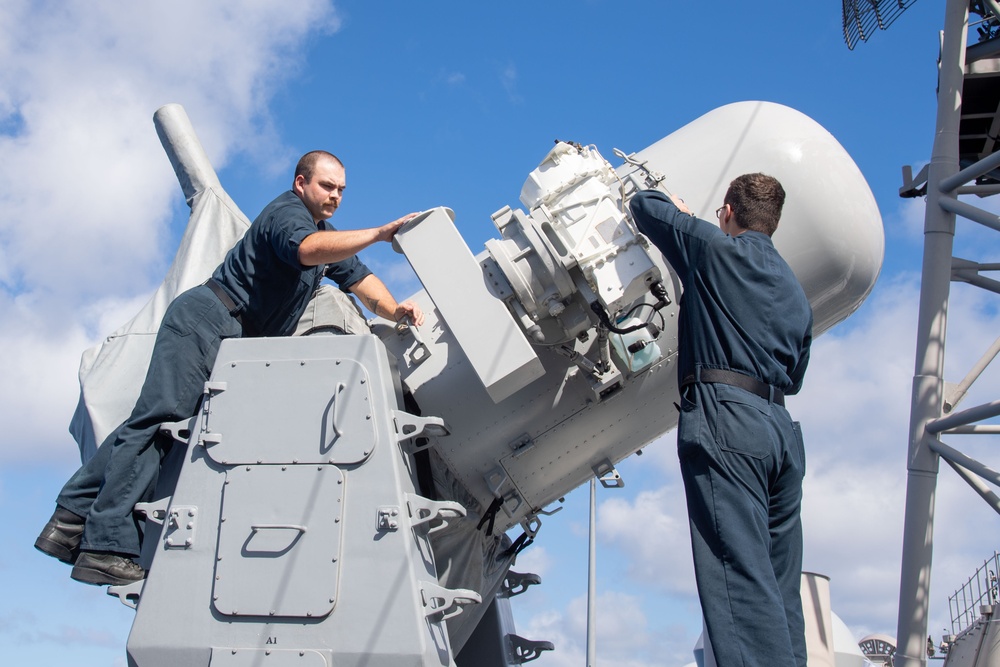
[513,544,554,580]
[792,273,919,471]
[516,592,693,667]
[0,0,339,305]
[599,484,697,598]
[0,290,152,464]
[499,61,522,104]
[887,191,1000,260]
[0,1,340,460]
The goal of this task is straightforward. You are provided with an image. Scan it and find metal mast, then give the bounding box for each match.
[895,1,1000,664]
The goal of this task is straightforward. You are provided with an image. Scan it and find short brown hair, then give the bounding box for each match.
[294,151,344,183]
[724,173,785,236]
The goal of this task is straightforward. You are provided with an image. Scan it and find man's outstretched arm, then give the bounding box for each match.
[297,213,418,266]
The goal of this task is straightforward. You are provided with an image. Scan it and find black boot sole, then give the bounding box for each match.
[35,536,77,564]
[70,562,143,587]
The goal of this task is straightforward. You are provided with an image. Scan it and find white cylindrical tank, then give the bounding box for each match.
[625,101,884,335]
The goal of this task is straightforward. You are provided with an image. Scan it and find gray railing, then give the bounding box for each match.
[949,552,1000,635]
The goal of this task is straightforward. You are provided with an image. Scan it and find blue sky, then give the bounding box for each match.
[2,2,999,666]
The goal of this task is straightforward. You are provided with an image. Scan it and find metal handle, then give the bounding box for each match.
[244,524,307,555]
[329,382,346,439]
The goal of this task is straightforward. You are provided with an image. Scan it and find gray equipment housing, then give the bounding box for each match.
[126,334,477,666]
[100,100,885,666]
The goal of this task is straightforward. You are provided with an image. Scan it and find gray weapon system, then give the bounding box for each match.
[109,102,883,666]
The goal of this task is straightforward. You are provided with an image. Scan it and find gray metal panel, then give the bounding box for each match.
[212,465,344,618]
[203,357,376,465]
[393,207,544,403]
[127,335,463,667]
[497,355,678,512]
[376,274,681,529]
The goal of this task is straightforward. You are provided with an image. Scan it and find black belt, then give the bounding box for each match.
[204,278,248,332]
[681,368,785,406]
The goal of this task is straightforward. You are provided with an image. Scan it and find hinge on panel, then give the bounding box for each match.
[203,381,228,395]
[200,432,222,448]
[508,434,535,458]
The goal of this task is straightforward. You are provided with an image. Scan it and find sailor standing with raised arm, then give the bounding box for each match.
[631,174,813,667]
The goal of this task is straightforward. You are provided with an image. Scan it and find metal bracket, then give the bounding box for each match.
[107,579,144,610]
[164,505,199,549]
[593,459,625,488]
[502,570,541,598]
[613,147,665,187]
[376,506,400,532]
[396,321,431,366]
[900,163,929,198]
[508,434,535,458]
[501,490,525,517]
[520,515,542,540]
[484,466,510,498]
[405,493,466,534]
[134,497,171,526]
[200,432,223,447]
[419,581,481,621]
[508,634,555,664]
[535,501,564,517]
[159,416,197,445]
[392,410,450,445]
[203,380,228,395]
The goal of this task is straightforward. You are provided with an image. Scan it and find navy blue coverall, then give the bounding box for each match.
[630,189,813,667]
[57,190,372,557]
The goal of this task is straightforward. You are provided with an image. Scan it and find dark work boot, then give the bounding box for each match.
[34,507,86,564]
[71,551,146,586]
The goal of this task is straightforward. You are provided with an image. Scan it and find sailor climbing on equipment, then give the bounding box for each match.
[35,150,424,586]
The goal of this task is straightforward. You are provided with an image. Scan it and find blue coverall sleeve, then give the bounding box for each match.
[324,257,373,291]
[629,190,721,275]
[264,204,318,269]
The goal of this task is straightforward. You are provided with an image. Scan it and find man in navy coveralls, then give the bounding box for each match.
[630,174,812,666]
[36,151,424,586]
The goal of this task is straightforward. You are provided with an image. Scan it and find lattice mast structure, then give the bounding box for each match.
[890,1,1000,665]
